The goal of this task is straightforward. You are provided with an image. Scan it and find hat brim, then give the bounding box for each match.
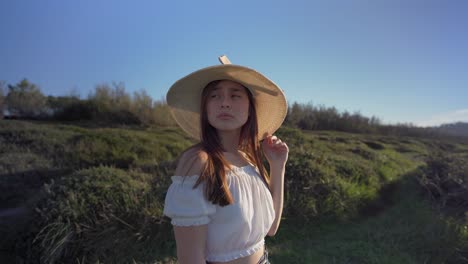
[167,64,287,140]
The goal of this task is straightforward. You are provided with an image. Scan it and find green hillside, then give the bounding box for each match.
[1,120,467,263]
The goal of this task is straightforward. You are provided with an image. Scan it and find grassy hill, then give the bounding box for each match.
[1,120,467,263]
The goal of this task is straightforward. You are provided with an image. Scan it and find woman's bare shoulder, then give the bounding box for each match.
[175,146,208,176]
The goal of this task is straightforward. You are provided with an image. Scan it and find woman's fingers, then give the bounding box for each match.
[265,135,288,149]
[268,135,278,143]
[267,136,287,148]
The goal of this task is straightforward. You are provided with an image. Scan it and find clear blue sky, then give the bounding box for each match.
[1,0,467,126]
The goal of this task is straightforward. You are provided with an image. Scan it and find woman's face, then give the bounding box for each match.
[206,80,250,133]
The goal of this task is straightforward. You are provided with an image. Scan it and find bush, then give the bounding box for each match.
[46,84,176,127]
[284,151,337,220]
[418,152,468,217]
[283,137,383,222]
[33,166,174,263]
[284,150,377,221]
[284,102,380,133]
[5,79,47,118]
[54,99,97,121]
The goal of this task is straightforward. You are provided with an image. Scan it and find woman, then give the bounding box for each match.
[164,55,288,264]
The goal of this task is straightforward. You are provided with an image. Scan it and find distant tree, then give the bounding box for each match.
[68,86,81,99]
[369,116,381,126]
[86,82,140,124]
[437,122,468,137]
[285,102,303,127]
[88,83,113,112]
[132,89,154,125]
[46,95,81,115]
[111,82,132,111]
[88,82,133,111]
[0,80,5,119]
[5,79,47,118]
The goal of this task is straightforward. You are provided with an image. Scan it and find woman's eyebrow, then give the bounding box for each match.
[211,87,244,92]
[226,87,245,92]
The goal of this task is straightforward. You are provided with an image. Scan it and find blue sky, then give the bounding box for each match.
[1,0,467,126]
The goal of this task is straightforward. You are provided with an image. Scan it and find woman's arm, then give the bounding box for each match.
[172,148,210,263]
[174,225,208,264]
[267,162,286,236]
[262,135,289,236]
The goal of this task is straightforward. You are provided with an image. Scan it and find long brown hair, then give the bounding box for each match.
[192,80,270,206]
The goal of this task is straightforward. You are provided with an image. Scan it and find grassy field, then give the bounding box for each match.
[1,120,467,263]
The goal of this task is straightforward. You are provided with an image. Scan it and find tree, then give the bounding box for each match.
[6,79,47,118]
[88,82,132,112]
[46,95,81,115]
[132,89,154,125]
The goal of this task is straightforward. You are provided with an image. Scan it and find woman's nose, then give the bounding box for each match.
[221,97,231,108]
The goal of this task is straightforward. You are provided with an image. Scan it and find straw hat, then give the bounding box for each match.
[166,55,287,140]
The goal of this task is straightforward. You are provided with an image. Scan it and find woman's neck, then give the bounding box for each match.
[217,129,240,153]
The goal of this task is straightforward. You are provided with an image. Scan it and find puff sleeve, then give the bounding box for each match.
[163,175,216,226]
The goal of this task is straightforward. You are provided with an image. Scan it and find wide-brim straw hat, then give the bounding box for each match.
[166,55,287,141]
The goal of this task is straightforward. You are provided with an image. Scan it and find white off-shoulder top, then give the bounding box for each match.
[163,164,275,262]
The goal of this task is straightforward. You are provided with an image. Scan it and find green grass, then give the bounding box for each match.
[1,120,468,263]
[33,166,176,263]
[0,120,193,173]
[267,175,467,264]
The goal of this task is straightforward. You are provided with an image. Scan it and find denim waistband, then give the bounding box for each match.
[206,248,270,264]
[257,249,270,264]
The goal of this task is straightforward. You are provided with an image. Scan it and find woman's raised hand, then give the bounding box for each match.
[261,135,289,166]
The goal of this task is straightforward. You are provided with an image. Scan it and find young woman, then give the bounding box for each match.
[164,56,288,264]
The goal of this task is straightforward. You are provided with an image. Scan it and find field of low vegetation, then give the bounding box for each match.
[1,119,467,263]
[1,79,468,263]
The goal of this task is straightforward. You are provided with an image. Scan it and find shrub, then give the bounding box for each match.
[284,150,368,221]
[47,83,176,127]
[54,99,98,121]
[33,166,174,263]
[418,152,468,218]
[284,145,382,221]
[5,79,47,118]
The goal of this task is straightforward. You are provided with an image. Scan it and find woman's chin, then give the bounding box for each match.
[213,126,243,133]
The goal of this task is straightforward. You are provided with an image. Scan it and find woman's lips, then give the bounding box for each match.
[217,113,234,119]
